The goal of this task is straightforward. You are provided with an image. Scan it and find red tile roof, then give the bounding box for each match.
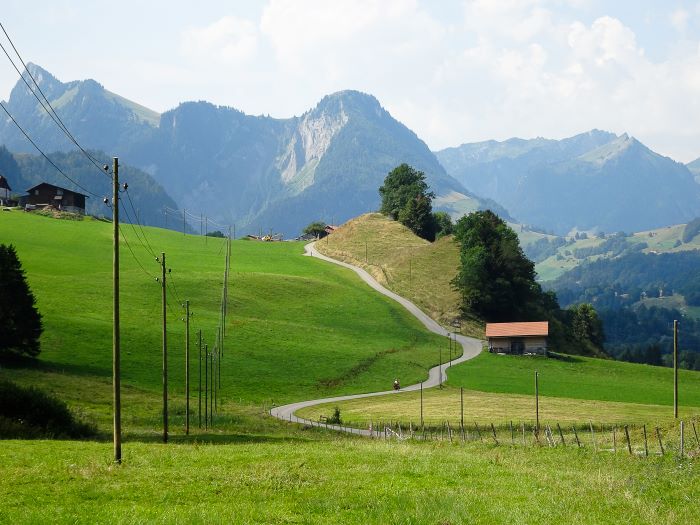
[485,322,549,338]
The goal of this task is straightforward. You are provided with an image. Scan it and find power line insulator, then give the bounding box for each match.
[103,164,109,171]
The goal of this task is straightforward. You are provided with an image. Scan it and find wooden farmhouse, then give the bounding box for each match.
[0,174,12,206]
[23,182,88,214]
[486,322,549,356]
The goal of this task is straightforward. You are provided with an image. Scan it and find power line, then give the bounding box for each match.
[0,22,112,180]
[0,100,100,198]
[123,187,158,258]
[118,224,157,280]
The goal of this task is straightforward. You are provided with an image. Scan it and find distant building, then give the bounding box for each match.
[324,225,337,235]
[0,174,12,206]
[22,183,88,214]
[486,321,549,356]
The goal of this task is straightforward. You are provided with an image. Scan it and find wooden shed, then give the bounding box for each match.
[0,174,12,206]
[486,322,549,356]
[23,182,88,214]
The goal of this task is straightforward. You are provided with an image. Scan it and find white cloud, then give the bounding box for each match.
[669,8,690,33]
[181,16,259,64]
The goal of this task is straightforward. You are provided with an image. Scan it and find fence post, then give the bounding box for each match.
[490,423,499,445]
[521,422,526,446]
[624,425,632,455]
[613,426,617,453]
[447,421,453,443]
[643,425,648,457]
[693,421,699,449]
[656,427,665,455]
[680,420,685,459]
[557,423,566,447]
[510,421,514,445]
[572,425,581,447]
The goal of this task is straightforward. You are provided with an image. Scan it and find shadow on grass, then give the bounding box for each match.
[547,352,585,364]
[0,355,110,378]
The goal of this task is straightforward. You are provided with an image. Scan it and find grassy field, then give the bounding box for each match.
[2,438,699,524]
[0,210,447,433]
[317,213,483,337]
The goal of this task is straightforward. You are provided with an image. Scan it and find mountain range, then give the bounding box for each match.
[436,131,700,235]
[0,64,499,236]
[1,64,699,237]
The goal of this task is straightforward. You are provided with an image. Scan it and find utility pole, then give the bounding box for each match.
[185,300,190,435]
[535,370,540,433]
[674,320,679,419]
[160,252,168,443]
[198,329,202,429]
[200,213,203,237]
[112,157,121,464]
[439,343,443,388]
[205,216,208,244]
[460,387,464,429]
[183,208,186,235]
[204,344,208,430]
[420,382,423,427]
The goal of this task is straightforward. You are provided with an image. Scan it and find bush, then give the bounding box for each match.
[0,380,96,439]
[327,407,342,425]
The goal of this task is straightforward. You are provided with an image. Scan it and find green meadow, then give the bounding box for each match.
[2,210,700,524]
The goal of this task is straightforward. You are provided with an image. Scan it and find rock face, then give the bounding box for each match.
[436,131,700,234]
[1,67,500,236]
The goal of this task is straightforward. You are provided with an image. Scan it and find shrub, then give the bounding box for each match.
[327,407,342,425]
[0,380,96,439]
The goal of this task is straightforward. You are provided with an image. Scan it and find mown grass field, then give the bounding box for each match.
[2,438,699,524]
[317,213,483,337]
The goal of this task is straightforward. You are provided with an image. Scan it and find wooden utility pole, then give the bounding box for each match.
[160,252,168,443]
[185,300,190,435]
[182,208,186,235]
[674,320,679,419]
[112,157,121,464]
[205,216,208,244]
[198,329,202,429]
[460,387,464,429]
[420,382,423,427]
[204,344,208,429]
[535,370,540,433]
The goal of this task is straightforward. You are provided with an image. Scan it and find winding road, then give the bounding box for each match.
[269,242,483,436]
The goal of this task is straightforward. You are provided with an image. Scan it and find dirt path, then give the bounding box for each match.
[269,242,482,436]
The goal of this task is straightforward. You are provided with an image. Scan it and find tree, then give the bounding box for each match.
[0,244,42,359]
[303,221,328,238]
[433,211,453,239]
[451,210,541,321]
[379,164,436,240]
[570,303,605,346]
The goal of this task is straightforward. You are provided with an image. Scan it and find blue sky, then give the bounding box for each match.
[2,0,700,161]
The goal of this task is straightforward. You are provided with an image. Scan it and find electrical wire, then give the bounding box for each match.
[0,100,100,198]
[0,22,112,180]
[118,225,157,280]
[123,188,158,258]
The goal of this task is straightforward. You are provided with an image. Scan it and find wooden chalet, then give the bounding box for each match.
[23,182,88,214]
[0,174,12,206]
[486,322,549,356]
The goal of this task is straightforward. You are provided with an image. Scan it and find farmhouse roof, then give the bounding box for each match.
[25,182,89,198]
[0,174,10,191]
[485,322,549,338]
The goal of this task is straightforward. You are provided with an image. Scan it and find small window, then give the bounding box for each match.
[56,188,63,196]
[34,189,39,195]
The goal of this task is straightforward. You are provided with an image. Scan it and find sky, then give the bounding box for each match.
[1,0,700,162]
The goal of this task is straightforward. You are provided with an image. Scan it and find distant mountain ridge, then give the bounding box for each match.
[436,131,700,235]
[0,64,501,236]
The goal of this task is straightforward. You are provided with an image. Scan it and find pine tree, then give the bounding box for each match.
[0,244,43,359]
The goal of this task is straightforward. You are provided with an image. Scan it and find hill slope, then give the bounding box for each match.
[436,131,700,234]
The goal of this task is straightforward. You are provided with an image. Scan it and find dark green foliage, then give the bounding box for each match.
[397,194,436,241]
[451,210,541,321]
[433,211,453,239]
[379,164,433,219]
[0,244,42,359]
[379,164,437,241]
[303,221,328,237]
[206,230,225,238]
[0,380,96,438]
[682,217,700,243]
[327,407,342,425]
[570,303,605,347]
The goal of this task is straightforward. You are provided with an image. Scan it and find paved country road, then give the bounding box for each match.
[269,241,483,436]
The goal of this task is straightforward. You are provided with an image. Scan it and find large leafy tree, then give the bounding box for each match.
[379,164,436,240]
[452,210,541,321]
[0,244,42,359]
